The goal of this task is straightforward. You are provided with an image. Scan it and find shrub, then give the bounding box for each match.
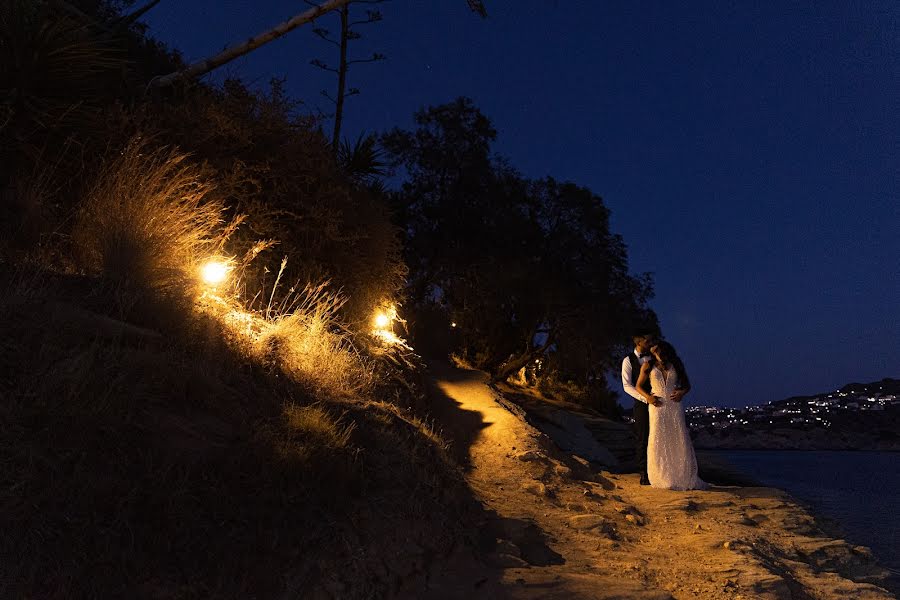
[254,282,374,398]
[72,137,227,318]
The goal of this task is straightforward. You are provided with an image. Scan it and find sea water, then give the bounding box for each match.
[716,450,899,576]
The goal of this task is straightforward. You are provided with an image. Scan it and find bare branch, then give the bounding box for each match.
[313,27,340,46]
[347,52,386,65]
[350,10,383,26]
[310,58,339,73]
[150,0,351,88]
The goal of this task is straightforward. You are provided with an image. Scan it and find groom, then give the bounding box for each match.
[622,331,658,485]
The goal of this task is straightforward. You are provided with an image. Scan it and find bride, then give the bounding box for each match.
[636,340,707,491]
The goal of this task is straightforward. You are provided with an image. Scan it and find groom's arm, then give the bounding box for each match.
[622,357,648,404]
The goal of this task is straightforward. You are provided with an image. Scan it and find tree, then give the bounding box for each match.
[307,0,387,152]
[383,99,658,414]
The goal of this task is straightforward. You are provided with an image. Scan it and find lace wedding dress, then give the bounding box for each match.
[647,365,707,490]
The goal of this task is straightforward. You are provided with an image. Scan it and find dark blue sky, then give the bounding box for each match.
[144,1,899,408]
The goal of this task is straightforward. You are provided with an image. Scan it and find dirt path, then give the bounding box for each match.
[424,362,896,600]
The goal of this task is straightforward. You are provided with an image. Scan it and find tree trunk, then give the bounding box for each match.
[331,3,349,152]
[490,333,554,384]
[150,0,351,88]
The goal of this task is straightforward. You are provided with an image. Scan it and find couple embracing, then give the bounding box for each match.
[622,332,707,491]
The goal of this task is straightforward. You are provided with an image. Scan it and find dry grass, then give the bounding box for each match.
[254,283,374,398]
[72,137,227,317]
[0,269,477,599]
[0,125,481,597]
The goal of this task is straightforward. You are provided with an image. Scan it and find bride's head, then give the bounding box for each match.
[650,340,677,366]
[649,341,690,387]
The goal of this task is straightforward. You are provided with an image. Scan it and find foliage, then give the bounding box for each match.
[72,138,228,319]
[0,0,406,330]
[383,98,658,412]
[338,131,388,184]
[254,282,374,398]
[122,77,407,327]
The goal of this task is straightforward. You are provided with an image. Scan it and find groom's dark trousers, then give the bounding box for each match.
[633,401,650,477]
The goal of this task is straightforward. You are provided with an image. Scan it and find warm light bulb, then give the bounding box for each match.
[374,313,391,329]
[201,260,229,286]
[451,322,457,328]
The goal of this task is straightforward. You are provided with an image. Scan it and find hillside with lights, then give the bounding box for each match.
[0,3,474,596]
[687,378,900,451]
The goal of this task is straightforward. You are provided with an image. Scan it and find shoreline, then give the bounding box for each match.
[475,380,900,598]
[699,447,900,588]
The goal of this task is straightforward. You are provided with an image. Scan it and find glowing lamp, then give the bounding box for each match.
[374,312,391,329]
[451,322,457,328]
[200,260,230,286]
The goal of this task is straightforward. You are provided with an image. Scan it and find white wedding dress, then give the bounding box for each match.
[647,365,707,490]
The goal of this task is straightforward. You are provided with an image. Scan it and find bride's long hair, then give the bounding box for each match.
[651,340,690,388]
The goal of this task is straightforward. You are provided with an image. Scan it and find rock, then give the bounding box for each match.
[521,481,547,496]
[517,450,545,462]
[554,463,574,479]
[571,454,592,469]
[566,502,588,512]
[535,410,620,465]
[495,538,521,558]
[625,513,645,526]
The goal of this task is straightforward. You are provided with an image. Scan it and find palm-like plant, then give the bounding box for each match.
[337,132,387,185]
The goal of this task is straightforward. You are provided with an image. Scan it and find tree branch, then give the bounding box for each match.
[347,52,385,65]
[150,0,351,88]
[310,58,339,73]
[313,27,340,46]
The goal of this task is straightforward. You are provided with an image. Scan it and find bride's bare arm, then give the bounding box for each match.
[636,363,659,405]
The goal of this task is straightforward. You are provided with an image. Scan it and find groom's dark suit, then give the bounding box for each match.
[623,352,650,480]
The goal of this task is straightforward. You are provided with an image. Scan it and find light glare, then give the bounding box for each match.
[201,260,230,286]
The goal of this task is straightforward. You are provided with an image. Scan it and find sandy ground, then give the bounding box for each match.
[423,363,896,600]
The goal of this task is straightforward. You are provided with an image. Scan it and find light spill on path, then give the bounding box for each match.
[426,363,896,600]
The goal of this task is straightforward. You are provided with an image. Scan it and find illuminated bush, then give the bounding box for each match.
[73,138,226,309]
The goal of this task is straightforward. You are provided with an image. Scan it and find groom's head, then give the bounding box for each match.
[632,329,656,352]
